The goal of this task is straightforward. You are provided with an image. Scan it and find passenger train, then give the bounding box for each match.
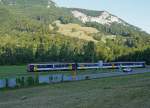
[27,61,145,72]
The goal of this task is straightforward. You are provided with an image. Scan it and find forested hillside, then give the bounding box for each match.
[0,0,150,65]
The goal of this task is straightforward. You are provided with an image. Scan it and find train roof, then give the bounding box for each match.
[104,61,145,63]
[28,61,146,65]
[28,63,75,65]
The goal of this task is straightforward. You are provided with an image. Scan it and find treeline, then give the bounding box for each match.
[0,32,149,65]
[0,32,98,65]
[117,48,150,64]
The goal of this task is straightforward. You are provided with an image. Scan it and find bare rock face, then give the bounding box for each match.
[71,10,126,25]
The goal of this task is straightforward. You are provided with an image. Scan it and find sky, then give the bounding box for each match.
[54,0,150,33]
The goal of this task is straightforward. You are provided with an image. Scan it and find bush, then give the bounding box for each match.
[27,76,35,86]
[21,77,25,86]
[35,75,39,85]
[16,77,21,88]
[5,78,8,88]
[85,76,90,80]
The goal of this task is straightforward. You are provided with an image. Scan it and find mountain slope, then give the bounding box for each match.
[0,0,150,64]
[50,20,99,42]
[70,8,146,36]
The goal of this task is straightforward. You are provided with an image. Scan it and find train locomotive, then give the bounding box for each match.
[27,61,145,72]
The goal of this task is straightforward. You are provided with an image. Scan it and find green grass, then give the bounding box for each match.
[0,65,26,73]
[0,65,35,78]
[0,73,150,108]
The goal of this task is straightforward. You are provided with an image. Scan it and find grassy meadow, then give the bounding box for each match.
[0,73,150,108]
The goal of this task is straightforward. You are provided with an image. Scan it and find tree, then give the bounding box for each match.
[83,41,96,62]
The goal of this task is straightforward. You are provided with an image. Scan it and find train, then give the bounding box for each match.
[27,61,145,72]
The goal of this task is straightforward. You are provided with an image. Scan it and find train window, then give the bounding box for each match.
[94,64,98,66]
[136,63,142,65]
[54,64,67,68]
[121,63,126,65]
[84,64,88,67]
[103,63,111,66]
[124,63,130,65]
[37,65,50,68]
[47,65,53,68]
[93,64,98,66]
[86,64,91,67]
[84,64,98,67]
[114,63,120,66]
[54,64,61,68]
[37,65,44,68]
[64,64,69,67]
[89,64,92,67]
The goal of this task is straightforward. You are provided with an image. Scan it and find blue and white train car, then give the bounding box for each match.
[27,63,73,72]
[102,62,145,69]
[27,61,145,72]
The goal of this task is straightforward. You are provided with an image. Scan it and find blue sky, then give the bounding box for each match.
[54,0,150,33]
